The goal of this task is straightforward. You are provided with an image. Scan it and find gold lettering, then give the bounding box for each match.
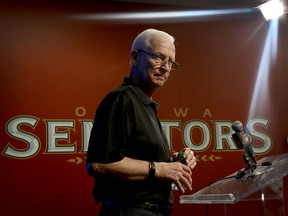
[173,108,188,117]
[203,108,212,118]
[75,107,86,117]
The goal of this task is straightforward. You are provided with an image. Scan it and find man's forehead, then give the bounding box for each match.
[149,37,175,50]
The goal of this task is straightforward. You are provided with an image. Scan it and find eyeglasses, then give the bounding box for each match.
[138,49,179,71]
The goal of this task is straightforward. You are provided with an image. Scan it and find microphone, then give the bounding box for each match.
[231,120,257,168]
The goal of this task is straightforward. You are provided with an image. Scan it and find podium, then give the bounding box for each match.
[180,153,288,215]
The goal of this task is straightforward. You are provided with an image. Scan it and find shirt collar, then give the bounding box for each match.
[123,77,160,110]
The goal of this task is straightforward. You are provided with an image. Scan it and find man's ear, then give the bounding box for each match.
[131,50,139,65]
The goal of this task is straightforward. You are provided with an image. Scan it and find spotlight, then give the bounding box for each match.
[257,0,285,20]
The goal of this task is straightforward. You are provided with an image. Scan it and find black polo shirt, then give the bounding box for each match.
[86,77,173,205]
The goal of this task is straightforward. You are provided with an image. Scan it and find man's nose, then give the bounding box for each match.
[160,61,171,72]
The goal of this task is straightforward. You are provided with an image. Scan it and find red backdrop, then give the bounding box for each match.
[1,1,288,215]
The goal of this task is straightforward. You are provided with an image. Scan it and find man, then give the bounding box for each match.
[86,29,197,216]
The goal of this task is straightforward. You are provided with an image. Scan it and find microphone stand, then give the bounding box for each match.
[236,147,259,179]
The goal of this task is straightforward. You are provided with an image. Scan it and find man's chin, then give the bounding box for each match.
[153,81,165,88]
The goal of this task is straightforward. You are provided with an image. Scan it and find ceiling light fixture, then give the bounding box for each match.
[257,0,285,20]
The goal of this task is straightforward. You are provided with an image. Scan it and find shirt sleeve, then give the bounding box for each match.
[86,90,131,164]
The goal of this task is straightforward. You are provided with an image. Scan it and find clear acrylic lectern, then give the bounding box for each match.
[180,153,288,216]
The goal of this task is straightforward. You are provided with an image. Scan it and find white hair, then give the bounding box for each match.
[131,29,175,51]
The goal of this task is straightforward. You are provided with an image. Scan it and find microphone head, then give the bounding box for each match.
[232,120,243,132]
